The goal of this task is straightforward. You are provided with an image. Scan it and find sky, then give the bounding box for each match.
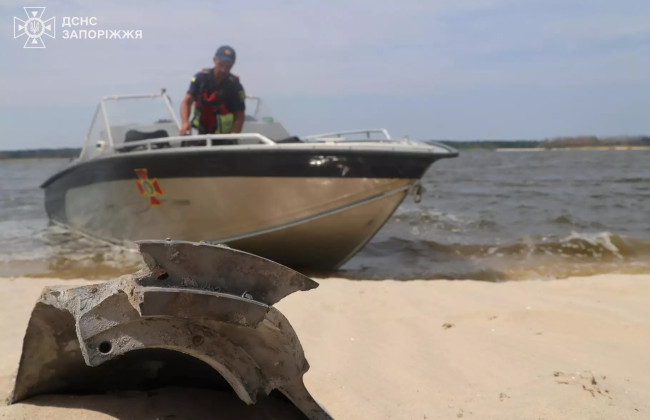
[1,0,649,150]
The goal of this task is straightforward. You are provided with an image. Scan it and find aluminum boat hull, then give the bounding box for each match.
[43,147,447,269]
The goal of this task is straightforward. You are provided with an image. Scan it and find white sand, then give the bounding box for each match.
[1,274,649,419]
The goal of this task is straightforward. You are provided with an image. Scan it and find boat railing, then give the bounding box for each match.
[302,129,393,143]
[113,133,276,153]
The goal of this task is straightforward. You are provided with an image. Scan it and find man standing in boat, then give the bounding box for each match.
[179,45,246,135]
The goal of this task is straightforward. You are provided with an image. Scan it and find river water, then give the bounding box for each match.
[1,150,648,280]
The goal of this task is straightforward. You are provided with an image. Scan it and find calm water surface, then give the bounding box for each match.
[1,150,648,280]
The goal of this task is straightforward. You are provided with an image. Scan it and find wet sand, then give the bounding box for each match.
[1,274,649,419]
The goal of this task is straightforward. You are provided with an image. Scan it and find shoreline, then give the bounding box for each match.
[0,157,72,161]
[497,146,650,152]
[1,274,649,419]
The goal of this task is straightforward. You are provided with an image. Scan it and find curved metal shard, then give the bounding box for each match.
[138,240,319,305]
[11,241,331,420]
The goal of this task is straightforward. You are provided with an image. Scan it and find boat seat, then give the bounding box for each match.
[120,129,170,151]
[125,129,168,141]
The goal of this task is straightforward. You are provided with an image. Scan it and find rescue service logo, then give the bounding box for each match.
[13,7,55,49]
[134,169,164,206]
[12,8,143,49]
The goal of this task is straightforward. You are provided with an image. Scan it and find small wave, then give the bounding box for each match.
[342,231,650,281]
[548,216,608,230]
[383,231,646,260]
[0,224,143,279]
[611,177,648,183]
[474,231,638,260]
[392,207,498,233]
[550,215,574,226]
[468,219,498,230]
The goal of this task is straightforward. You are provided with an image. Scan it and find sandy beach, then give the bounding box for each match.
[1,274,649,419]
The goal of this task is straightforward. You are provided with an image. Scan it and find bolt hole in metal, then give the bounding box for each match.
[98,341,113,354]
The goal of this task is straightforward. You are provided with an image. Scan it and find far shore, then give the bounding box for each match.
[1,273,649,419]
[0,157,72,161]
[497,145,650,152]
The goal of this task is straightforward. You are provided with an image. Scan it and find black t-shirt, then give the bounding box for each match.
[187,68,245,133]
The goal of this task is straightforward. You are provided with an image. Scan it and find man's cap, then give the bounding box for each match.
[215,45,236,63]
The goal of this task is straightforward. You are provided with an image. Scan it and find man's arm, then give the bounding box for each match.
[232,111,245,133]
[229,79,246,134]
[179,93,195,136]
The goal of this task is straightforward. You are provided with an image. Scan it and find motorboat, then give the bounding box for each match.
[42,91,457,270]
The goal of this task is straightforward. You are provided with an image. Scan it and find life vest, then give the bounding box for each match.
[190,71,238,134]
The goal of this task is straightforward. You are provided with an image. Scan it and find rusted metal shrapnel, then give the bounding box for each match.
[11,240,331,419]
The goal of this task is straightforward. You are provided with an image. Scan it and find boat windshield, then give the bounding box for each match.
[80,94,179,160]
[245,97,279,123]
[103,96,177,130]
[79,93,294,160]
[241,97,291,140]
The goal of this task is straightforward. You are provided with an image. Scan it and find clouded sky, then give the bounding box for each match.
[1,0,649,149]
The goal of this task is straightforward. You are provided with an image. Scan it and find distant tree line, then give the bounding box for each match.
[436,135,650,150]
[434,140,540,150]
[0,148,81,159]
[539,135,650,149]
